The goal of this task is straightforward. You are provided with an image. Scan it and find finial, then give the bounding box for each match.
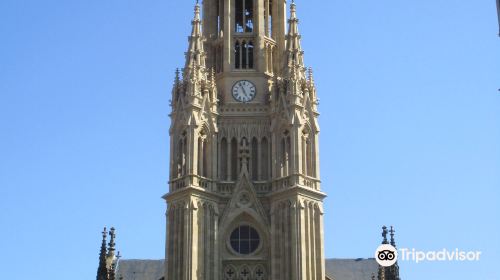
[308,67,314,84]
[390,226,396,247]
[108,227,116,253]
[210,67,216,85]
[174,69,181,94]
[175,68,181,83]
[191,0,201,24]
[285,0,305,77]
[290,0,297,14]
[382,226,389,244]
[194,0,201,14]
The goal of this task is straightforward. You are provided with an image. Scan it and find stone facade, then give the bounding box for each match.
[116,259,380,280]
[106,226,403,280]
[163,1,325,279]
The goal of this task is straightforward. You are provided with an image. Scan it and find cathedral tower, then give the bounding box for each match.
[164,1,325,279]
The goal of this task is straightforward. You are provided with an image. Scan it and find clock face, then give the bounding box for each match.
[232,80,256,103]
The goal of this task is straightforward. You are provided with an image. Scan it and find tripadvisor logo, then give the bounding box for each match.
[375,244,398,267]
[375,245,482,266]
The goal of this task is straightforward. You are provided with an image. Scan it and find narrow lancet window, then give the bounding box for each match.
[265,0,273,37]
[203,139,208,177]
[241,40,248,69]
[231,138,238,180]
[220,138,228,180]
[261,137,269,180]
[251,137,258,181]
[244,0,254,32]
[235,0,244,32]
[247,41,254,69]
[235,0,253,33]
[235,41,241,69]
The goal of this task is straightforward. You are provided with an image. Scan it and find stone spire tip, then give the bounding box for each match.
[390,226,396,247]
[382,225,389,244]
[290,0,297,17]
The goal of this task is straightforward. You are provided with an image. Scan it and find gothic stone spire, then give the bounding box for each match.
[184,1,206,80]
[96,227,108,280]
[285,0,306,79]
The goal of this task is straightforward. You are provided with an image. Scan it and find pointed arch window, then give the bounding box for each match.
[280,131,291,177]
[303,128,316,178]
[247,41,254,69]
[177,132,188,177]
[198,137,203,176]
[235,41,241,69]
[176,139,183,178]
[241,40,248,69]
[220,138,228,180]
[278,131,290,177]
[265,0,273,37]
[261,137,269,180]
[251,137,258,181]
[197,130,210,178]
[306,137,313,177]
[235,0,254,33]
[234,40,254,69]
[217,0,224,35]
[230,138,238,180]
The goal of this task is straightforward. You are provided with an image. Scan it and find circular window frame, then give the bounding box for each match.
[226,223,263,256]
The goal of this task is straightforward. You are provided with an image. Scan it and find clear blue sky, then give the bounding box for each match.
[0,0,498,279]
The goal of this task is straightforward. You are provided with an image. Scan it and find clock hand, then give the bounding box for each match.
[241,86,248,97]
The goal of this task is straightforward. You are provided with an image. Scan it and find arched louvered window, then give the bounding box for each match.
[235,0,254,33]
